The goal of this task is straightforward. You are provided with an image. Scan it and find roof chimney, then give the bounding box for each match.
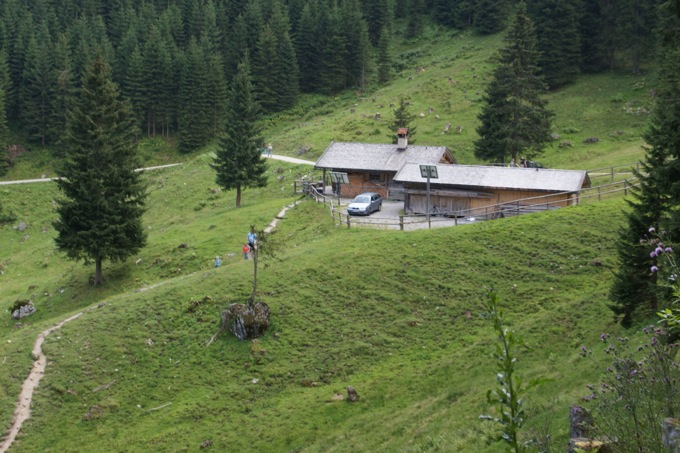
[397,128,409,150]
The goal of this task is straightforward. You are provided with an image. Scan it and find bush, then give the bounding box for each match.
[579,329,680,452]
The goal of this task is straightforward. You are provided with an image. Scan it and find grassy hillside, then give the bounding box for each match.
[0,26,658,452]
[1,151,638,451]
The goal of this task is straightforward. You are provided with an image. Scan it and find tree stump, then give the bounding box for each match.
[220,302,270,341]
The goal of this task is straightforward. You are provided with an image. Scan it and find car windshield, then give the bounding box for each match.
[352,196,370,204]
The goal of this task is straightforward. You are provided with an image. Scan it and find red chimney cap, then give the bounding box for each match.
[397,128,409,135]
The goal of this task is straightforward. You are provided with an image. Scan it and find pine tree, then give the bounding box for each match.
[177,38,212,153]
[376,26,392,85]
[252,25,279,110]
[529,0,581,89]
[0,87,9,176]
[609,149,671,326]
[406,0,425,38]
[268,0,299,108]
[474,2,553,164]
[579,0,609,73]
[53,56,147,286]
[49,33,77,151]
[655,26,680,237]
[610,0,680,325]
[388,97,417,143]
[474,0,510,35]
[296,0,323,92]
[20,23,56,146]
[340,0,372,91]
[211,58,267,208]
[320,2,348,94]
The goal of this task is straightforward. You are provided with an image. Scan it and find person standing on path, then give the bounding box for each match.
[267,144,272,157]
[247,226,257,251]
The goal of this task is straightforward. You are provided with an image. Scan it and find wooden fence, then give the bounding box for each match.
[301,176,640,230]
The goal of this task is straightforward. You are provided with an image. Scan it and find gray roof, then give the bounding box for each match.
[394,164,588,192]
[314,142,452,172]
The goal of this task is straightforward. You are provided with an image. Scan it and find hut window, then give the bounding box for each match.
[369,172,382,182]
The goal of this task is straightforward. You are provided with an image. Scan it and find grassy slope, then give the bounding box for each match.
[0,26,658,452]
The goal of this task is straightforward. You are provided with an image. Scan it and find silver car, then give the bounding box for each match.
[347,192,383,216]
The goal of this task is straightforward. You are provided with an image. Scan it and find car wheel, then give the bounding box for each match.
[378,203,382,212]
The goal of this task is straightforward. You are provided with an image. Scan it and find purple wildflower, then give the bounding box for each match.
[600,333,608,342]
[649,227,656,233]
[665,246,673,253]
[650,251,657,258]
[656,246,664,255]
[651,266,659,273]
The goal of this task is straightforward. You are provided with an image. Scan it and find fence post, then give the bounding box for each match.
[624,179,628,196]
[610,166,614,183]
[598,187,601,201]
[399,215,404,231]
[346,215,350,229]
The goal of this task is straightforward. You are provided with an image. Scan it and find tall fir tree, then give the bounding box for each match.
[474,2,553,164]
[388,97,417,143]
[406,0,425,38]
[53,56,147,286]
[268,1,299,109]
[529,0,582,89]
[0,87,8,176]
[655,9,680,237]
[474,0,510,35]
[376,26,392,85]
[610,0,680,325]
[49,33,77,150]
[340,0,372,91]
[177,38,212,153]
[20,23,55,146]
[211,58,267,208]
[296,0,323,93]
[320,2,348,94]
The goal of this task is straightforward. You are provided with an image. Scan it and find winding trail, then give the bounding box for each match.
[0,190,304,451]
[0,312,83,453]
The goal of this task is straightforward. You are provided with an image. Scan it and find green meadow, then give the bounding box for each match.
[0,26,659,452]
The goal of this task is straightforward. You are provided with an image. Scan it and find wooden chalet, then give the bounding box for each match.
[393,164,591,218]
[314,129,456,199]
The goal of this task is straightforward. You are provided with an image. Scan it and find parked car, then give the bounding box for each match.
[347,192,383,215]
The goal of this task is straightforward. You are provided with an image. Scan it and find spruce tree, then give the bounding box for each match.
[177,38,212,153]
[474,2,553,164]
[0,87,8,177]
[376,26,392,85]
[474,0,510,35]
[340,0,372,91]
[609,150,671,326]
[19,24,55,146]
[610,1,680,324]
[211,58,267,208]
[388,97,417,143]
[269,2,299,109]
[529,0,581,89]
[54,56,147,286]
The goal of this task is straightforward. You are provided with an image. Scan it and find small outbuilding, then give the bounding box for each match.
[393,164,590,218]
[314,129,456,199]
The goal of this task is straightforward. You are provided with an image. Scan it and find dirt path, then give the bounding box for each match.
[0,312,84,453]
[0,199,302,451]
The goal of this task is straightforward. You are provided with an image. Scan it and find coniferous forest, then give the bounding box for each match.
[0,0,663,157]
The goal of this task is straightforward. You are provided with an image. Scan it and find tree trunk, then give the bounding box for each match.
[94,256,104,286]
[236,185,242,207]
[249,246,258,306]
